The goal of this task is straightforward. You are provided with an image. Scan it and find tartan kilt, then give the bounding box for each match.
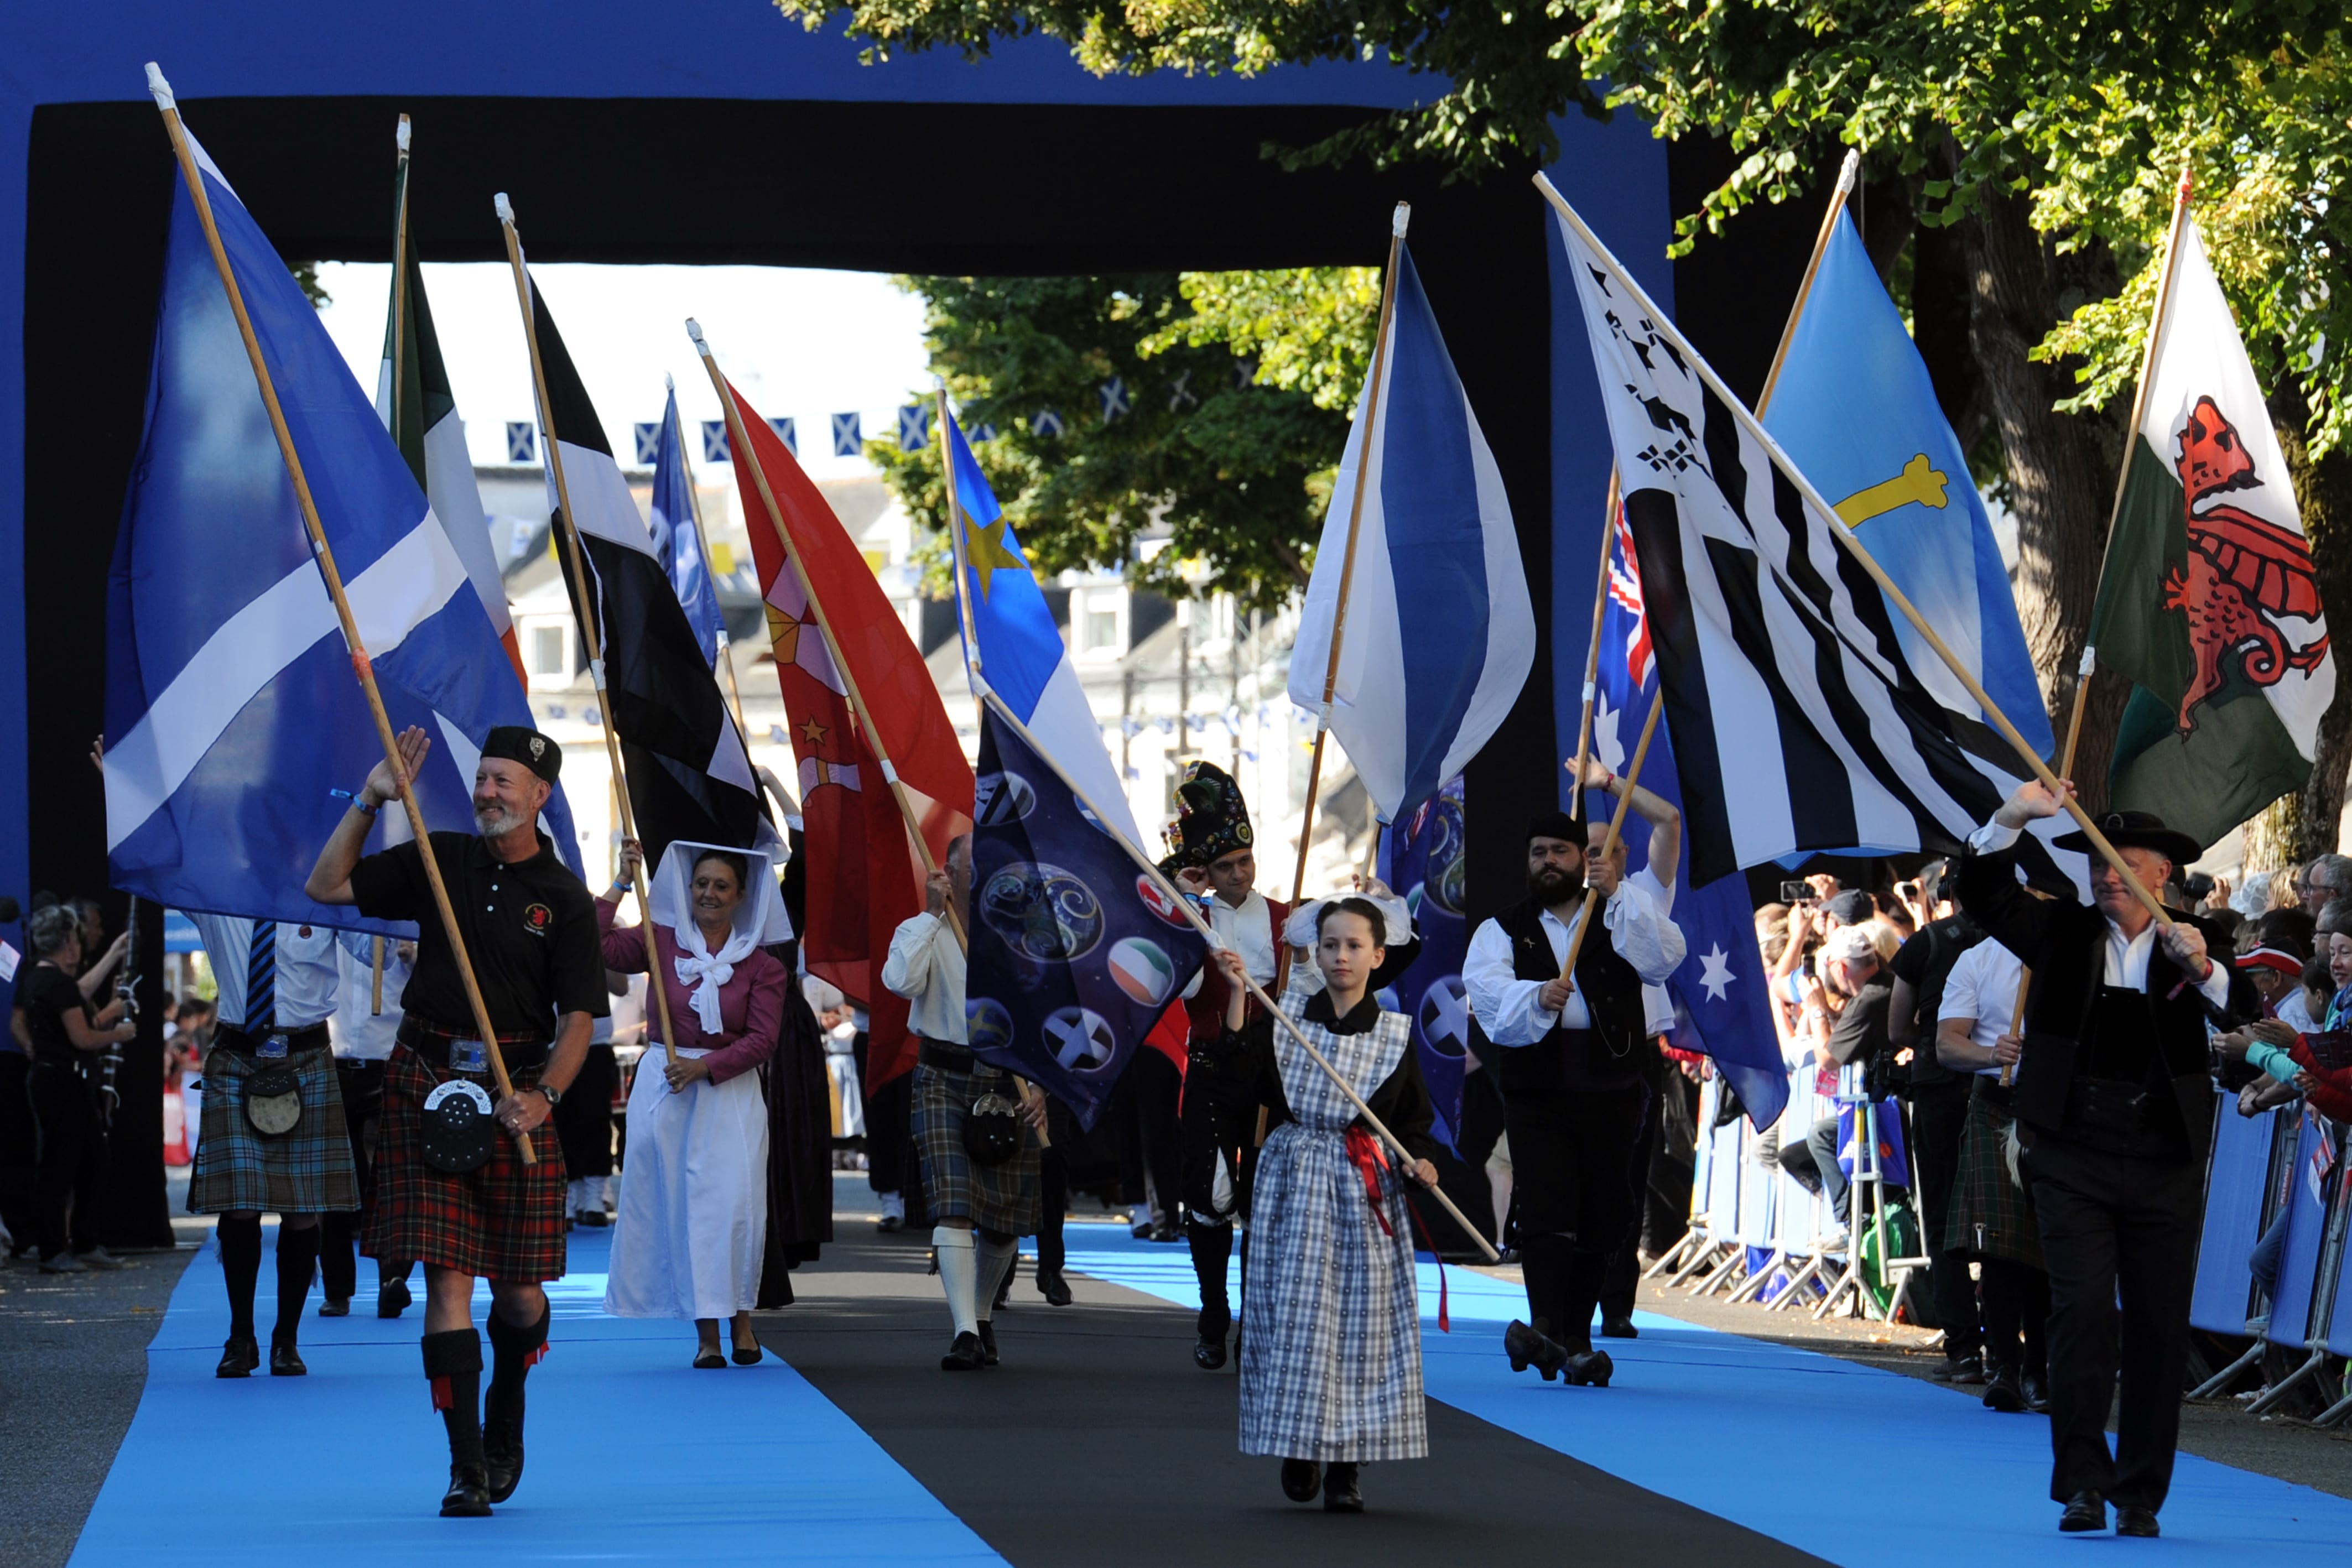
[188,1043,359,1216]
[366,1044,568,1282]
[912,1060,1040,1234]
[1945,1080,2042,1270]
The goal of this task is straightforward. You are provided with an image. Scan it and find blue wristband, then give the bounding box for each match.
[333,788,380,818]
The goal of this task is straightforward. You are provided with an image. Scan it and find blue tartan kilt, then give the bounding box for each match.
[188,1043,359,1215]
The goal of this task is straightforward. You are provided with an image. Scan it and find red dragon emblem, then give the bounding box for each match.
[2159,395,2329,734]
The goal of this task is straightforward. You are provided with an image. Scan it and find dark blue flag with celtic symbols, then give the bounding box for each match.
[964,704,1211,1129]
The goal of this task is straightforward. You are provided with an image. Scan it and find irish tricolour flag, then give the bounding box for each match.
[2092,216,2333,848]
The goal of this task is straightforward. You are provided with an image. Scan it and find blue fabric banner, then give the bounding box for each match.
[1376,774,1470,1152]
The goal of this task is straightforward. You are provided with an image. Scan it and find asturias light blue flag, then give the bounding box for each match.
[103,106,579,932]
[1762,210,2053,760]
[651,385,724,669]
[945,413,1141,846]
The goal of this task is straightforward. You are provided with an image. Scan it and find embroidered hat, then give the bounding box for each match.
[482,725,561,784]
[1170,760,1253,868]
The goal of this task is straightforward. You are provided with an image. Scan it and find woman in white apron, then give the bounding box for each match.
[598,838,791,1367]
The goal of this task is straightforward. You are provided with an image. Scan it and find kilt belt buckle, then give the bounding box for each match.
[450,1038,488,1075]
[256,1032,290,1061]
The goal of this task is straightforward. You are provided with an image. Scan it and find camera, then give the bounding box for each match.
[1779,879,1808,903]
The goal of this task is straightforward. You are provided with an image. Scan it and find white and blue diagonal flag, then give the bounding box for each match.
[1097,377,1130,424]
[769,416,797,455]
[1287,239,1534,828]
[651,386,723,669]
[634,422,661,465]
[506,422,535,462]
[831,412,862,457]
[701,420,730,463]
[106,102,580,931]
[896,404,930,452]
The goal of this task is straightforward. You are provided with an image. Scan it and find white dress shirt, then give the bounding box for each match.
[1631,865,1678,1038]
[881,912,966,1046]
[1181,888,1281,999]
[328,931,412,1061]
[190,913,340,1032]
[1465,878,1687,1047]
[1936,936,2024,1076]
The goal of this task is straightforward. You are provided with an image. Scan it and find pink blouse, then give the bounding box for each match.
[596,899,787,1085]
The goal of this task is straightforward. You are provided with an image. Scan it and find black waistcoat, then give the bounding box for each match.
[1491,895,1649,1097]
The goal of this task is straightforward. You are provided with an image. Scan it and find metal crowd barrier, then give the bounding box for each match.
[2188,1093,2294,1398]
[2242,1109,2351,1416]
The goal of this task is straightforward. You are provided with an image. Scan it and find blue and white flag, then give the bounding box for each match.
[896,404,930,452]
[1287,243,1534,827]
[769,416,797,456]
[944,414,1142,847]
[1763,210,2053,759]
[650,387,723,669]
[634,423,661,465]
[105,114,579,931]
[1376,774,1470,1152]
[965,702,1210,1128]
[1590,505,1789,1128]
[506,422,534,462]
[831,412,862,457]
[701,420,730,463]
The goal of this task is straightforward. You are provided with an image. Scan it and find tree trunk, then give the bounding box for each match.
[1959,192,2126,795]
[2241,374,2352,866]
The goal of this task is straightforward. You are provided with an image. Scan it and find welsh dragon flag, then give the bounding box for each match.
[2094,216,2333,847]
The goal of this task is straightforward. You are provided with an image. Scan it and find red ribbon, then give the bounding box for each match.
[1343,1127,1449,1333]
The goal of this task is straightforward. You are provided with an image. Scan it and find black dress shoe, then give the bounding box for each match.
[2114,1505,2159,1538]
[215,1335,261,1378]
[440,1463,493,1518]
[2059,1490,2107,1533]
[877,1213,903,1234]
[1503,1320,1567,1382]
[377,1278,412,1319]
[318,1296,350,1318]
[1037,1268,1073,1306]
[941,1331,986,1371]
[977,1321,1000,1366]
[1322,1462,1363,1513]
[2022,1372,2051,1414]
[692,1349,727,1369]
[482,1416,524,1503]
[1280,1458,1321,1503]
[1982,1365,2026,1413]
[1194,1331,1228,1371]
[732,1335,764,1366]
[269,1336,308,1377]
[1600,1315,1640,1339]
[1930,1351,1985,1384]
[1562,1349,1615,1388]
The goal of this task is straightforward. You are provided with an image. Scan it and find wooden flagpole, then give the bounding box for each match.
[388,114,412,433]
[1755,149,1862,417]
[370,935,385,1017]
[1555,687,1664,985]
[690,321,967,952]
[1568,470,1619,813]
[146,65,534,1160]
[495,197,682,1070]
[1536,174,2187,938]
[935,383,984,689]
[975,683,1498,1262]
[666,374,755,746]
[1286,202,1412,935]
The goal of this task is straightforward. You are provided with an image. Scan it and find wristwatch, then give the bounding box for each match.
[535,1083,563,1109]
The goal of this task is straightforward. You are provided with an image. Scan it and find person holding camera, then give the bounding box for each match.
[1775,925,1894,1233]
[17,904,136,1272]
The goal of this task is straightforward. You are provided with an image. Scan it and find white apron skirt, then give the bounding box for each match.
[604,1047,770,1321]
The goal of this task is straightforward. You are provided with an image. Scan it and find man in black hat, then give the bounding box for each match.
[1958,780,2253,1539]
[1464,804,1685,1387]
[306,724,608,1518]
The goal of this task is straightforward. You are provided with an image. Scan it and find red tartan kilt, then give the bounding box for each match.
[365,1044,568,1282]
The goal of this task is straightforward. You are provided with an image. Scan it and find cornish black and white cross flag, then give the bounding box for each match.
[1547,189,2081,894]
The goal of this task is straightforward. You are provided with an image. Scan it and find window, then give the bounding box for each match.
[1086,607,1119,653]
[528,623,568,681]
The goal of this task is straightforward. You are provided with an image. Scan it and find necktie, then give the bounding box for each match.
[246,921,277,1034]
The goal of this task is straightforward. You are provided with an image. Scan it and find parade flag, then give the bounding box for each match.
[517,273,761,868]
[1762,210,2053,761]
[965,702,1210,1127]
[1549,191,2083,895]
[2094,217,2333,846]
[1589,506,1789,1128]
[1376,774,1470,1149]
[716,374,973,1092]
[106,116,579,930]
[649,385,724,668]
[1288,244,1534,828]
[378,122,523,688]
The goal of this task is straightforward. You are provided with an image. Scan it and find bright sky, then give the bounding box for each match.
[311,262,932,481]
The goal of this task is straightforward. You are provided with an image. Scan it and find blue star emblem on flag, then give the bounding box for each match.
[505,422,535,462]
[1097,378,1131,424]
[1031,410,1064,439]
[769,416,797,456]
[831,412,862,456]
[633,423,660,465]
[896,404,932,452]
[700,421,729,463]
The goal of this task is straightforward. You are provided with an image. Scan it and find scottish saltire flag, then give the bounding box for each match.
[1288,243,1534,827]
[106,111,577,931]
[944,413,1142,846]
[1376,775,1470,1150]
[1590,506,1789,1128]
[965,702,1210,1128]
[1763,211,2053,761]
[649,387,724,669]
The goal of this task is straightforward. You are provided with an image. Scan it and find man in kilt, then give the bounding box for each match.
[307,725,607,1518]
[184,912,354,1378]
[880,834,1046,1371]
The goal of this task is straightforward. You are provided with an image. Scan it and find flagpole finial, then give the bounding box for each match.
[493,192,515,226]
[665,372,675,395]
[396,113,411,154]
[144,63,174,111]
[685,319,712,358]
[933,372,946,392]
[1392,201,1411,238]
[2177,156,2194,200]
[1835,147,1860,196]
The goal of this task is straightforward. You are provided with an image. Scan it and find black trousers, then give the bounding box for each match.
[321,1058,400,1299]
[866,1058,911,1195]
[1908,1078,1978,1352]
[2022,1133,2200,1509]
[553,1043,618,1178]
[0,1052,41,1252]
[1037,1142,1068,1274]
[1505,1083,1645,1351]
[1113,1048,1184,1228]
[1598,1079,1661,1322]
[28,1064,106,1259]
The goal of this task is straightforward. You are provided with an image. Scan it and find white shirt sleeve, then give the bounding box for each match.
[880,914,943,1002]
[1631,863,1676,918]
[1602,878,1686,984]
[1968,819,2023,854]
[1936,944,1984,1025]
[2193,945,2233,1010]
[1465,917,1568,1047]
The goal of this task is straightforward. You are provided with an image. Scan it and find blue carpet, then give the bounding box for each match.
[71,1225,1004,1567]
[1061,1224,2352,1565]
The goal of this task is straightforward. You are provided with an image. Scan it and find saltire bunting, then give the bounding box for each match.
[505,421,534,462]
[1097,377,1130,424]
[650,386,724,669]
[106,112,581,931]
[1375,774,1470,1150]
[701,419,729,463]
[633,423,660,464]
[1288,242,1534,829]
[896,404,930,452]
[1167,369,1198,412]
[1031,410,1064,439]
[769,416,797,455]
[830,411,861,457]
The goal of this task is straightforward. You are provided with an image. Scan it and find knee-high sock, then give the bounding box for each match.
[1188,1220,1234,1331]
[272,1223,320,1342]
[1517,1231,1574,1341]
[974,1231,1018,1325]
[217,1214,263,1340]
[421,1329,485,1469]
[486,1301,549,1432]
[934,1227,979,1338]
[1559,1246,1610,1355]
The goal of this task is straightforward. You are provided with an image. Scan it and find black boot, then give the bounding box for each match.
[423,1330,490,1517]
[1981,1363,2027,1413]
[1503,1319,1568,1381]
[1322,1462,1363,1513]
[216,1215,263,1346]
[1559,1246,1611,1357]
[483,1303,548,1504]
[1189,1221,1234,1369]
[1280,1458,1321,1503]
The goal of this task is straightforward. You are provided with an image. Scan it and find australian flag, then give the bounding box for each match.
[964,702,1210,1128]
[1590,503,1788,1128]
[1376,774,1470,1152]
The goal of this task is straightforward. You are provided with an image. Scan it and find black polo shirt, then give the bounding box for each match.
[349,830,607,1040]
